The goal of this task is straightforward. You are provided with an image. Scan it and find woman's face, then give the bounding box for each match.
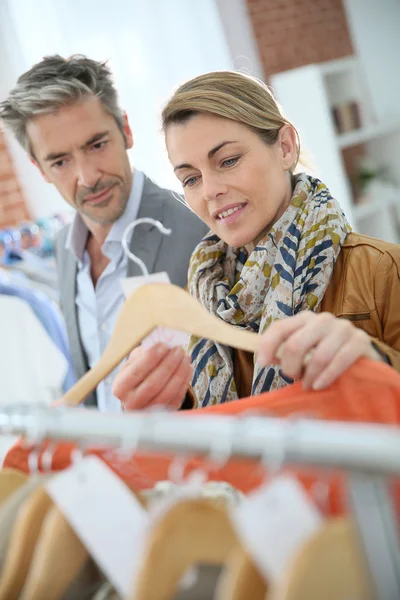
[166,113,297,252]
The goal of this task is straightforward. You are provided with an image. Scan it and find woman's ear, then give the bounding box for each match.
[278,124,297,171]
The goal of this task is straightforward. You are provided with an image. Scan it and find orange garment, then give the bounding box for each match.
[4,359,400,516]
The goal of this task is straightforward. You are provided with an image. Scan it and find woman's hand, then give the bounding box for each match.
[257,312,383,391]
[112,343,193,411]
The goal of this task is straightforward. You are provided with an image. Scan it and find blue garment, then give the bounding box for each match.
[0,276,76,391]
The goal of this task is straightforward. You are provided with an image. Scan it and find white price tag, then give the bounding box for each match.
[120,272,190,348]
[46,456,149,598]
[232,476,323,582]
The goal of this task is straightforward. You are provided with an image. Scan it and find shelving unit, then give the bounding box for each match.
[271,56,400,244]
[337,117,400,150]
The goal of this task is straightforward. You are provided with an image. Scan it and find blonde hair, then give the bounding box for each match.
[162,71,300,170]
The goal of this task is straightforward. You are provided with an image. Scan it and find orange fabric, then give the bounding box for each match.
[4,358,400,516]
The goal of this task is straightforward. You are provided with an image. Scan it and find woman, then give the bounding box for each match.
[113,71,400,410]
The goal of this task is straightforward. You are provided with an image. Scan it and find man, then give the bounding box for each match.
[0,54,208,411]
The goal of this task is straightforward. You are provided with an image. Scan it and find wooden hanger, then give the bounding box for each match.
[20,504,89,600]
[20,482,147,600]
[268,517,373,600]
[0,486,54,600]
[0,469,28,505]
[215,545,267,600]
[131,497,240,600]
[59,283,260,406]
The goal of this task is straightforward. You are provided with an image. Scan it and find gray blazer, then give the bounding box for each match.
[55,175,209,407]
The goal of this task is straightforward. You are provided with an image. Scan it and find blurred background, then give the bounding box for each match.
[1,0,400,243]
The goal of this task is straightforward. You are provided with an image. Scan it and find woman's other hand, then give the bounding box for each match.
[257,312,383,391]
[113,343,193,411]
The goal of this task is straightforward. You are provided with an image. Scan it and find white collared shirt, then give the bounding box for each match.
[66,170,145,412]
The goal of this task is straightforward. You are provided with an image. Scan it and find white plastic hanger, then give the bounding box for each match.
[121,217,172,277]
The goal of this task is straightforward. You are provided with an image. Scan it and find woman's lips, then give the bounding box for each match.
[214,203,247,224]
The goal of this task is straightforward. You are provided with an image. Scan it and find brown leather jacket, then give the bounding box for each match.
[188,232,400,404]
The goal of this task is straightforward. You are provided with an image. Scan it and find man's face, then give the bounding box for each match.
[27,97,133,227]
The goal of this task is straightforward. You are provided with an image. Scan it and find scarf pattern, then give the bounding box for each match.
[188,173,351,408]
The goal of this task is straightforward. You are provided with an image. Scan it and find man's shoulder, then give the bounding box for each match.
[56,222,71,244]
[55,223,70,254]
[54,222,76,269]
[142,174,184,210]
[142,174,208,232]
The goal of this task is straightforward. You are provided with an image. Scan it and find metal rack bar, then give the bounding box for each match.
[348,474,400,600]
[0,405,400,475]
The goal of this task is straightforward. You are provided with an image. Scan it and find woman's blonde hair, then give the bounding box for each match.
[162,70,300,170]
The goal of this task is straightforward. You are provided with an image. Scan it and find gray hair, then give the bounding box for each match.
[0,54,125,157]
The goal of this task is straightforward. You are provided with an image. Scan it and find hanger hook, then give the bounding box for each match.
[121,218,172,276]
[41,441,56,473]
[260,414,301,479]
[28,444,40,476]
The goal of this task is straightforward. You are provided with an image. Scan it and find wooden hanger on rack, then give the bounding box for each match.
[0,486,54,600]
[20,504,89,600]
[20,479,147,600]
[0,469,28,505]
[59,283,260,406]
[216,517,373,600]
[268,517,372,600]
[131,497,240,600]
[215,544,267,600]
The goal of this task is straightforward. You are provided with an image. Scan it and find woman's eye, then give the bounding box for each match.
[183,176,199,188]
[222,156,239,168]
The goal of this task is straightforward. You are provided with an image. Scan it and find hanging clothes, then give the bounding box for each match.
[0,272,76,391]
[4,358,400,517]
[0,296,68,462]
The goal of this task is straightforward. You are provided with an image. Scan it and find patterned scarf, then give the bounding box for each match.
[188,173,351,408]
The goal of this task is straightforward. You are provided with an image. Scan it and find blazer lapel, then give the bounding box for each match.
[127,176,166,277]
[60,251,88,375]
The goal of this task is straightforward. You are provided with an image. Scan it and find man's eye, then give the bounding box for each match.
[52,159,66,168]
[92,140,108,150]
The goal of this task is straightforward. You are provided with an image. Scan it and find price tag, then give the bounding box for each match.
[121,272,190,348]
[46,456,148,598]
[231,476,323,582]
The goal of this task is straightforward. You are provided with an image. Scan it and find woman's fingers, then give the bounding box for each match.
[113,344,192,411]
[281,315,354,386]
[258,311,382,390]
[158,357,194,410]
[309,329,380,390]
[113,343,170,399]
[257,311,314,367]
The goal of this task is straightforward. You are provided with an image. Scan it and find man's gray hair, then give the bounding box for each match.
[0,54,125,157]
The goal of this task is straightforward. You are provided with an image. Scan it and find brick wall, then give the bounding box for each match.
[247,0,354,76]
[0,130,31,228]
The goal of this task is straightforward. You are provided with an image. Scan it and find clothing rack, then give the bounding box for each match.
[0,212,72,259]
[0,404,399,475]
[1,405,400,600]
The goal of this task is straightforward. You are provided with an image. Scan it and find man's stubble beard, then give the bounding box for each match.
[78,184,130,226]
